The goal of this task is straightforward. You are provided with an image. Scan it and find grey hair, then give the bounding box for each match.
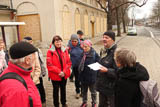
[114,48,136,67]
[10,54,32,64]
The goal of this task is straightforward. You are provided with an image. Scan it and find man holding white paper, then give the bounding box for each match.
[96,31,118,107]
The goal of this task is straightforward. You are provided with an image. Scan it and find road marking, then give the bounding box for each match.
[149,31,155,38]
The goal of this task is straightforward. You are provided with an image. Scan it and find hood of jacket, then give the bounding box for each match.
[118,62,149,81]
[68,39,81,49]
[49,44,66,52]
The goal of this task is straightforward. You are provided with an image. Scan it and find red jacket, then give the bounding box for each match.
[46,45,71,81]
[0,62,42,107]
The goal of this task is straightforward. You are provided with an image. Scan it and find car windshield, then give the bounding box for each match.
[128,27,136,31]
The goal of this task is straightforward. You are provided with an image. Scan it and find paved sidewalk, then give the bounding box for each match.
[43,35,160,107]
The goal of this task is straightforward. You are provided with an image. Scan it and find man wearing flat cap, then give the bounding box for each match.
[23,36,47,107]
[0,42,42,107]
[96,31,117,107]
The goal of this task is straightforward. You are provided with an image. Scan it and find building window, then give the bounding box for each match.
[62,5,71,39]
[75,8,81,32]
[101,15,104,32]
[96,14,100,34]
[83,0,87,3]
[104,17,107,31]
[90,0,93,5]
[84,10,89,36]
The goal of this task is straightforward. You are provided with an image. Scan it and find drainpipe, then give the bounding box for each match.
[1,26,7,48]
[10,0,13,9]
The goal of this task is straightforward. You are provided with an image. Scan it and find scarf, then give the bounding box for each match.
[56,48,63,71]
[78,48,93,73]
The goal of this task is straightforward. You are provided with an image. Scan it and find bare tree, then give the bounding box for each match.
[151,0,160,27]
[95,0,148,35]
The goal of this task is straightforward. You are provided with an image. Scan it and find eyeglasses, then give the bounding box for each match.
[71,40,78,43]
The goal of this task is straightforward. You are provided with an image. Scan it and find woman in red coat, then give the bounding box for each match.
[46,35,71,107]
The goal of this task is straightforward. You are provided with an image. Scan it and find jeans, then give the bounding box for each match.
[51,78,67,107]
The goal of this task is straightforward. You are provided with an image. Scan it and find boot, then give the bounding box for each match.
[42,102,46,107]
[62,104,68,107]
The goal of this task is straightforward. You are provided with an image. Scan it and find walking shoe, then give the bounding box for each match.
[42,102,46,107]
[76,93,80,99]
[92,103,96,107]
[69,78,74,82]
[62,104,68,107]
[80,102,87,107]
[80,93,83,97]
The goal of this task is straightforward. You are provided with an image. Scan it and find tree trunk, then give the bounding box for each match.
[122,15,126,33]
[107,0,113,31]
[107,11,113,30]
[116,8,121,36]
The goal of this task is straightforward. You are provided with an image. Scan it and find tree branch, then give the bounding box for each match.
[95,0,108,13]
[112,0,148,11]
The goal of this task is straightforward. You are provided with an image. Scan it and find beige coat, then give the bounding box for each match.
[31,52,41,85]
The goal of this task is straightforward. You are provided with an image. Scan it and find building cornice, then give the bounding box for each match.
[0,8,16,12]
[68,0,105,13]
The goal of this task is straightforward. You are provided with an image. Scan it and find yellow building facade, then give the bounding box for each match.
[1,0,107,46]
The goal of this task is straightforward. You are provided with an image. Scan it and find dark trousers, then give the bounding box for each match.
[69,70,74,80]
[51,78,67,107]
[99,93,115,107]
[73,66,81,93]
[36,77,46,103]
[82,83,97,104]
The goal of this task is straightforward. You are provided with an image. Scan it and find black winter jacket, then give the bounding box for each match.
[96,44,117,96]
[115,63,149,107]
[79,48,100,84]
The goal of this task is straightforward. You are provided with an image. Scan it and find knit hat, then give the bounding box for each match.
[23,36,32,40]
[103,31,115,41]
[9,41,38,59]
[83,40,92,47]
[70,34,78,40]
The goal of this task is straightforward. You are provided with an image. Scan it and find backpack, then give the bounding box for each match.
[0,72,33,107]
[140,79,160,107]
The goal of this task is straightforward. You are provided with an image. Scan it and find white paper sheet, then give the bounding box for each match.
[88,62,103,71]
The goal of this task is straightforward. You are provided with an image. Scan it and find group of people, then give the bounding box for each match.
[0,30,150,107]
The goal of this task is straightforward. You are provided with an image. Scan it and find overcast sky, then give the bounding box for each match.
[128,0,158,19]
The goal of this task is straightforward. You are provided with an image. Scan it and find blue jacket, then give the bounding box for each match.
[68,40,83,67]
[79,48,100,84]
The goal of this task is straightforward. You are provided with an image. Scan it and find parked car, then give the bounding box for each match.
[127,27,137,36]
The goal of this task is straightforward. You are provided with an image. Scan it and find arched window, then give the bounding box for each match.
[16,2,41,41]
[104,17,107,31]
[96,13,100,34]
[84,10,89,36]
[83,0,87,3]
[75,8,81,32]
[90,0,93,5]
[101,14,104,32]
[62,5,71,39]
